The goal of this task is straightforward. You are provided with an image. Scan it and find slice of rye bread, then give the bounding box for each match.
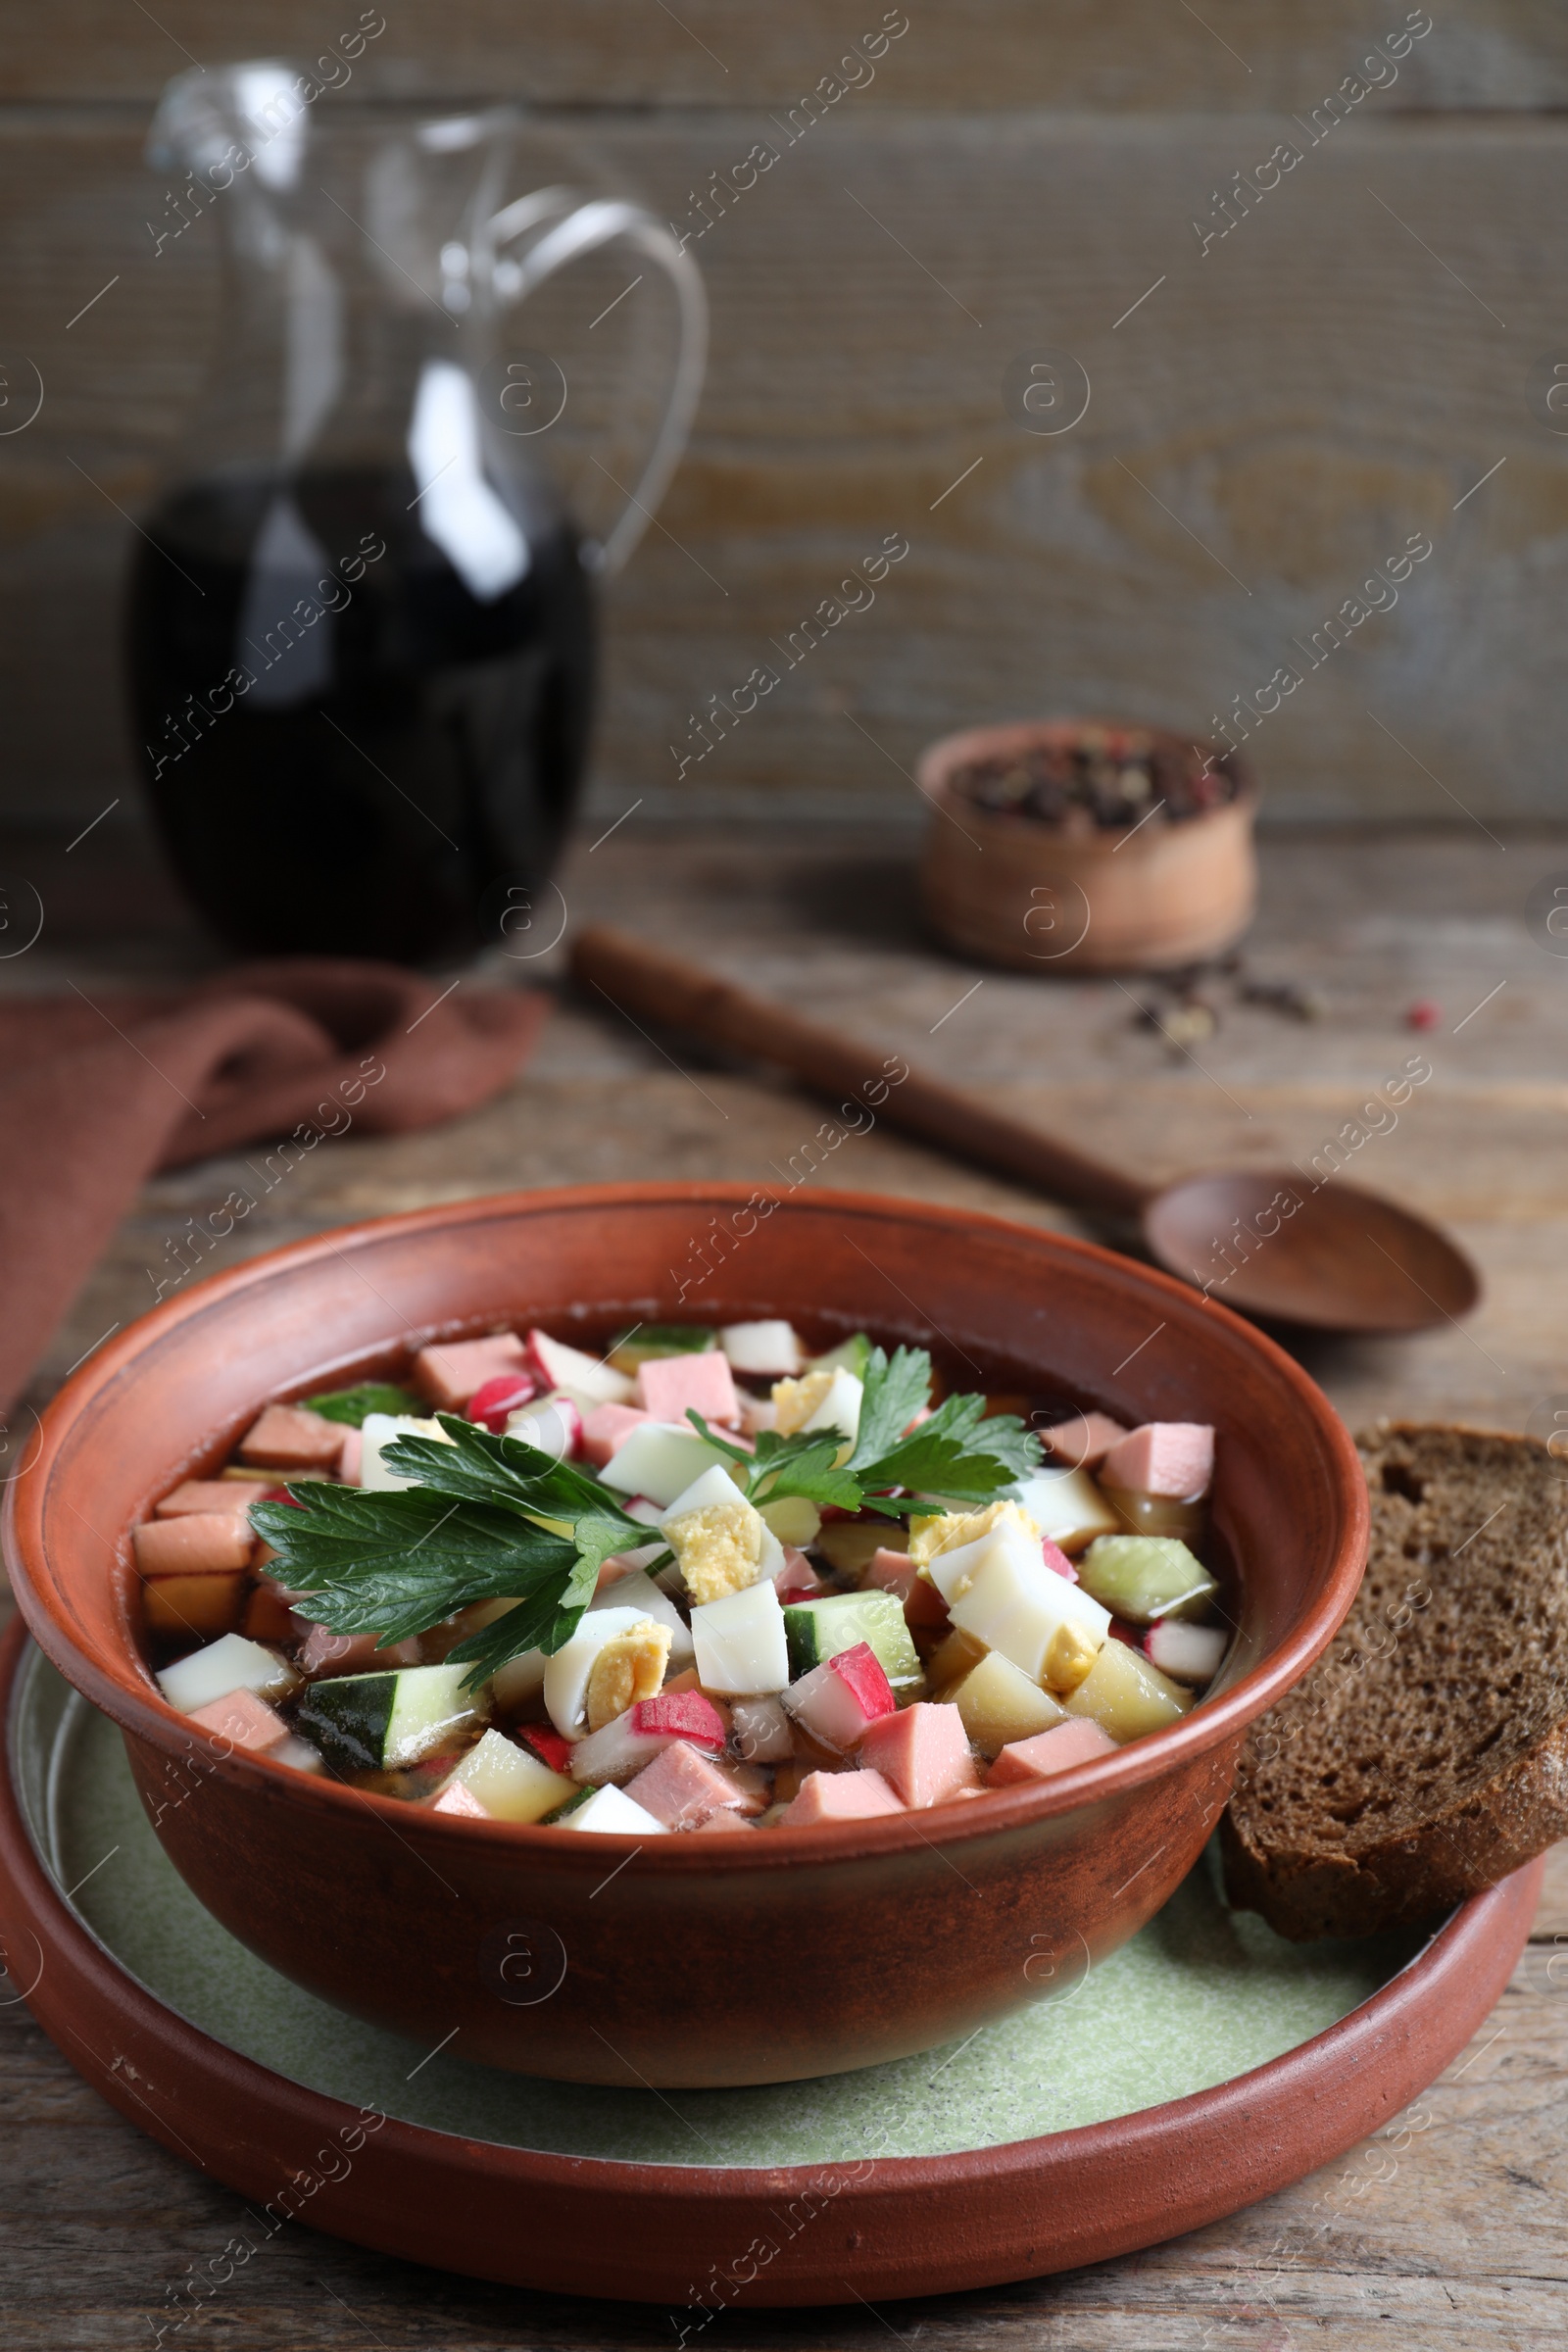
[1222,1422,1568,1939]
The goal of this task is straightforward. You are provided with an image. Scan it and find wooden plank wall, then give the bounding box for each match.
[2,3,1566,830]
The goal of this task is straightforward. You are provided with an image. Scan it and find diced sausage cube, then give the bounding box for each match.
[860,1546,951,1630]
[412,1332,528,1410]
[778,1767,905,1825]
[186,1689,289,1753]
[236,1404,344,1470]
[133,1514,255,1576]
[155,1480,269,1520]
[635,1350,740,1428]
[1039,1412,1129,1470]
[622,1740,756,1830]
[859,1701,981,1808]
[1100,1422,1214,1501]
[581,1401,653,1467]
[987,1718,1120,1786]
[143,1574,246,1641]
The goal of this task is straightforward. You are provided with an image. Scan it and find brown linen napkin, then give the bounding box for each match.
[0,959,547,1415]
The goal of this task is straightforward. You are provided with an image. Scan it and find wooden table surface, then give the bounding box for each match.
[2,817,1566,2348]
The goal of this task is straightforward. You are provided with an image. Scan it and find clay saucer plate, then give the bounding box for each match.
[0,1628,1540,2306]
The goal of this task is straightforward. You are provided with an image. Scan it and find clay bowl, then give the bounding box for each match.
[3,1185,1366,2089]
[918,717,1257,973]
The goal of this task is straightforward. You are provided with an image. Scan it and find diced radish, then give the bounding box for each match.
[1040,1539,1080,1584]
[1100,1422,1215,1502]
[636,1348,740,1428]
[859,1546,950,1630]
[1038,1411,1129,1471]
[526,1328,635,1405]
[466,1372,541,1432]
[729,1693,794,1763]
[236,1404,344,1471]
[1145,1619,1228,1684]
[859,1701,981,1809]
[580,1400,652,1465]
[987,1718,1120,1786]
[518,1723,574,1774]
[433,1778,491,1818]
[622,1740,758,1829]
[719,1320,803,1376]
[134,1513,255,1576]
[158,1633,298,1713]
[631,1690,727,1749]
[783,1642,896,1752]
[187,1688,290,1753]
[505,1394,583,1461]
[561,1783,668,1834]
[337,1427,363,1485]
[779,1768,903,1826]
[414,1332,529,1410]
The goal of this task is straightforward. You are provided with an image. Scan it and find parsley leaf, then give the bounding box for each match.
[304,1381,420,1427]
[685,1413,863,1511]
[250,1416,652,1690]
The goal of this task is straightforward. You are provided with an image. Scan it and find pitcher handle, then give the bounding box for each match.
[486,194,707,577]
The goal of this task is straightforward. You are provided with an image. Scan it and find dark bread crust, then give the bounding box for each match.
[1222,1423,1568,1939]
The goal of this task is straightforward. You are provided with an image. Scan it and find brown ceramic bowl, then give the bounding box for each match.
[3,1186,1365,2088]
[919,717,1258,972]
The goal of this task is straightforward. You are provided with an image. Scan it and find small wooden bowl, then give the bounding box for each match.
[2,1187,1364,2088]
[919,718,1258,974]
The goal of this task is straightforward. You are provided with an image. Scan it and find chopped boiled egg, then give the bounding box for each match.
[689,1577,791,1694]
[598,1420,743,1508]
[660,1463,783,1605]
[719,1320,803,1376]
[906,1498,1040,1573]
[544,1607,671,1740]
[770,1364,862,1459]
[929,1518,1111,1690]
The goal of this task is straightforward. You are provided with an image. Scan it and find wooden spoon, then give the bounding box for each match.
[570,925,1479,1336]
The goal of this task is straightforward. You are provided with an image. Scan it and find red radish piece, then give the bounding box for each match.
[860,1546,950,1630]
[783,1642,896,1752]
[987,1718,1119,1786]
[466,1372,541,1433]
[1100,1421,1215,1501]
[859,1701,980,1809]
[506,1396,583,1461]
[518,1724,574,1774]
[629,1690,727,1751]
[1038,1411,1129,1471]
[1405,999,1441,1031]
[1145,1618,1228,1684]
[432,1779,492,1818]
[1108,1616,1144,1648]
[1040,1538,1080,1584]
[635,1348,740,1428]
[779,1767,904,1825]
[525,1328,631,1404]
[580,1400,653,1466]
[622,1740,759,1829]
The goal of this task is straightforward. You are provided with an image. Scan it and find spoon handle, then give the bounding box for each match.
[570,926,1152,1221]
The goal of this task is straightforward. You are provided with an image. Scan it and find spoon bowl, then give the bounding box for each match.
[1142,1168,1481,1334]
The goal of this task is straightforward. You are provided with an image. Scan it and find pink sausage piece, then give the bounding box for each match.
[623,1740,758,1831]
[634,1350,740,1428]
[778,1768,905,1827]
[156,1479,269,1520]
[1038,1411,1130,1471]
[860,1546,950,1630]
[187,1689,289,1753]
[859,1701,981,1810]
[297,1623,421,1677]
[432,1779,492,1818]
[581,1401,653,1467]
[1100,1422,1215,1501]
[236,1404,344,1471]
[987,1719,1119,1787]
[413,1332,528,1411]
[133,1513,255,1576]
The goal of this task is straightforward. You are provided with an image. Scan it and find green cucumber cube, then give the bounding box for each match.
[808,1332,872,1379]
[783,1591,921,1688]
[1075,1536,1218,1625]
[608,1324,718,1373]
[294,1664,487,1774]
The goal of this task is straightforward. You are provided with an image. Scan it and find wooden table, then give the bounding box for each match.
[3,818,1566,2348]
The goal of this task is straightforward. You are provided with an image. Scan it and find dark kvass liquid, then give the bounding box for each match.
[125,462,595,963]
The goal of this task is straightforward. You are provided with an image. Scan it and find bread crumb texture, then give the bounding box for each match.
[1222,1424,1568,1939]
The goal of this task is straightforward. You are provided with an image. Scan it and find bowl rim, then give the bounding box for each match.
[3,1183,1368,1871]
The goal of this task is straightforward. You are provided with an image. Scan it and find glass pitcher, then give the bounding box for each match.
[127,62,705,964]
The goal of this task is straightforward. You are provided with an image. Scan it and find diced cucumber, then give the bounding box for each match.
[1075,1536,1219,1624]
[808,1332,871,1378]
[304,1382,420,1427]
[294,1664,487,1774]
[608,1323,717,1374]
[782,1592,921,1689]
[1065,1640,1193,1740]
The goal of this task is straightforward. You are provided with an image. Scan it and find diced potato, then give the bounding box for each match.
[924,1627,989,1691]
[758,1494,821,1548]
[449,1729,575,1823]
[1065,1639,1194,1740]
[815,1521,907,1579]
[951,1651,1069,1756]
[143,1572,246,1641]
